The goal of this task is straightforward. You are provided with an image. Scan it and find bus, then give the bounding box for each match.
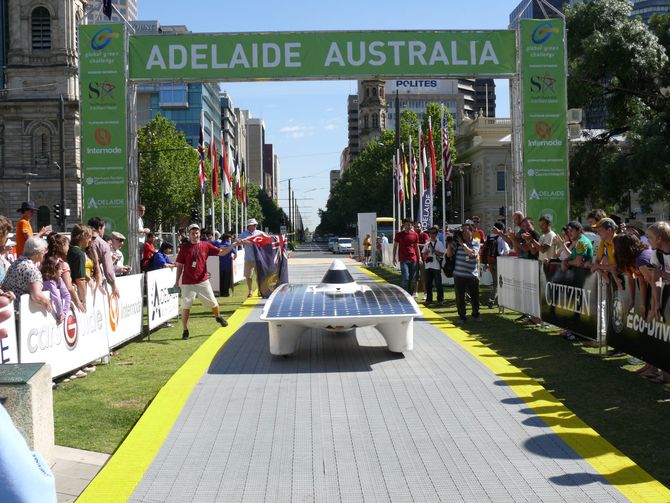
[376,217,395,243]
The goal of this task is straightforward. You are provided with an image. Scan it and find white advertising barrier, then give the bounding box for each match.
[206,248,245,294]
[497,256,541,318]
[146,268,179,331]
[106,274,144,349]
[19,289,109,378]
[0,302,19,364]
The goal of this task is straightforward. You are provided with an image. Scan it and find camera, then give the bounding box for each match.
[452,228,464,243]
[425,256,434,263]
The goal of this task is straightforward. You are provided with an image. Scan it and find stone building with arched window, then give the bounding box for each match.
[0,0,86,229]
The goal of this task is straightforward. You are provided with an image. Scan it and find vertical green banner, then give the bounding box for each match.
[520,19,569,228]
[79,24,129,237]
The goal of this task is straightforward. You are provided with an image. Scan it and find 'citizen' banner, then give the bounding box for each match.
[539,262,599,340]
[0,302,18,364]
[608,282,670,373]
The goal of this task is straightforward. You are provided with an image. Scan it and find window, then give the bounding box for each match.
[364,114,369,129]
[159,84,189,108]
[32,126,52,165]
[496,171,505,192]
[372,114,379,128]
[31,7,51,51]
[381,112,386,129]
[372,88,377,97]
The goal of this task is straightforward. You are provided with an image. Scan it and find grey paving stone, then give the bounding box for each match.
[129,261,630,503]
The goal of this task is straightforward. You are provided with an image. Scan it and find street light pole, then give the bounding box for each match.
[24,172,38,201]
[453,163,471,225]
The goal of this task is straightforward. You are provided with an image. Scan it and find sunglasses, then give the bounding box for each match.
[115,238,125,242]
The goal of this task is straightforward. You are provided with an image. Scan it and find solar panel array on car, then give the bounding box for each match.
[264,284,420,319]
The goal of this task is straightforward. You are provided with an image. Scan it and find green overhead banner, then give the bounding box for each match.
[79,24,129,241]
[128,30,516,81]
[520,19,569,228]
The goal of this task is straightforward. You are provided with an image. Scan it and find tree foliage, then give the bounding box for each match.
[566,0,670,213]
[138,114,200,229]
[316,104,455,235]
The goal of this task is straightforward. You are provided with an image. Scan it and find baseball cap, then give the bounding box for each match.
[5,239,16,247]
[187,223,200,231]
[247,218,258,226]
[111,231,126,241]
[539,214,553,224]
[464,219,475,225]
[595,217,616,230]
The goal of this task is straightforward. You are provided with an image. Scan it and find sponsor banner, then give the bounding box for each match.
[539,262,599,340]
[106,274,143,348]
[520,19,569,229]
[19,290,109,378]
[386,79,459,95]
[497,257,541,318]
[0,302,19,364]
[146,268,179,331]
[206,251,244,294]
[608,282,670,373]
[129,30,516,80]
[79,24,129,244]
[420,191,431,230]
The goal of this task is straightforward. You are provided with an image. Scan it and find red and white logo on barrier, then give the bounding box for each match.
[64,311,79,350]
[108,295,120,332]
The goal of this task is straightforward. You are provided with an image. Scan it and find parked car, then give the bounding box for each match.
[333,237,353,254]
[328,236,338,251]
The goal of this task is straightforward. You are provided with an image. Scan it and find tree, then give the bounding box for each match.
[566,0,670,213]
[138,114,200,229]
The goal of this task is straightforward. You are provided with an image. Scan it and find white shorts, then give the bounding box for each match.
[181,281,218,310]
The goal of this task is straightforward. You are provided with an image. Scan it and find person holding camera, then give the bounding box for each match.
[422,226,446,304]
[447,223,481,323]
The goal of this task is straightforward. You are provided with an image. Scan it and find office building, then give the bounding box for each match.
[86,0,137,23]
[247,118,265,188]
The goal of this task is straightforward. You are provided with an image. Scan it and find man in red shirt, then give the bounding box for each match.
[174,223,239,340]
[392,218,423,294]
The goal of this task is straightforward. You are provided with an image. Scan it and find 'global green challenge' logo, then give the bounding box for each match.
[91,27,120,50]
[531,22,559,44]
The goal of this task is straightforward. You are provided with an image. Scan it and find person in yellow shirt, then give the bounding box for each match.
[592,217,620,287]
[15,202,48,256]
[363,234,372,265]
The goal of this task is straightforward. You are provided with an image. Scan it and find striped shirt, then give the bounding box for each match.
[453,240,480,279]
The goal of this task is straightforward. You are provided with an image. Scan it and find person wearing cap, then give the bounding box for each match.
[15,202,49,257]
[592,217,620,286]
[239,218,262,297]
[110,231,130,275]
[560,221,593,272]
[173,223,239,340]
[484,221,510,307]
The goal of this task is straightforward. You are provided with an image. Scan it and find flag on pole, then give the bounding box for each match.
[401,145,409,198]
[419,126,427,195]
[427,117,437,190]
[240,160,247,206]
[394,153,404,204]
[102,0,112,19]
[208,123,218,198]
[197,111,207,194]
[442,108,453,183]
[409,142,417,197]
[220,133,233,200]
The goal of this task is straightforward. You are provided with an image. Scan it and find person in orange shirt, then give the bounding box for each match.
[15,202,48,256]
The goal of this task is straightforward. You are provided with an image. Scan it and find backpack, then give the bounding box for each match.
[482,235,500,265]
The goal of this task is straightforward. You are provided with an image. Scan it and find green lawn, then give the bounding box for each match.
[53,286,247,453]
[54,266,670,488]
[372,265,670,487]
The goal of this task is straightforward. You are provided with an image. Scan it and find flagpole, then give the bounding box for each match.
[441,106,447,234]
[408,136,414,223]
[418,123,424,227]
[428,116,434,226]
[220,133,225,234]
[392,153,396,240]
[228,197,232,232]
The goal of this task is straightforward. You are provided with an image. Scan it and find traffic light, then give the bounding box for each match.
[499,206,505,217]
[53,203,61,222]
[191,207,199,223]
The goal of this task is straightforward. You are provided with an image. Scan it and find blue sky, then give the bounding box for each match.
[138,0,526,230]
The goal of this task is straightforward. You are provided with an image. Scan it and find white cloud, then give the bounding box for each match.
[279,123,314,139]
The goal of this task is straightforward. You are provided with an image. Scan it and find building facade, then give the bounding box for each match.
[86,0,137,24]
[0,0,86,228]
[246,117,265,188]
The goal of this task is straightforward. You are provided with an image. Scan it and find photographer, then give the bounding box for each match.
[447,223,481,323]
[422,226,445,304]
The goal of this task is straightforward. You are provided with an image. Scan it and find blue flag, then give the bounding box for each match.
[254,235,289,299]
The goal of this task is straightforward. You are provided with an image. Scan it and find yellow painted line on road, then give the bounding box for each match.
[77,296,261,503]
[358,266,670,503]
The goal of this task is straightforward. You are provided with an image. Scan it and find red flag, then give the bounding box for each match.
[410,145,417,196]
[242,232,274,248]
[442,110,453,184]
[221,133,233,200]
[208,131,218,198]
[394,153,404,204]
[427,118,437,191]
[197,111,207,194]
